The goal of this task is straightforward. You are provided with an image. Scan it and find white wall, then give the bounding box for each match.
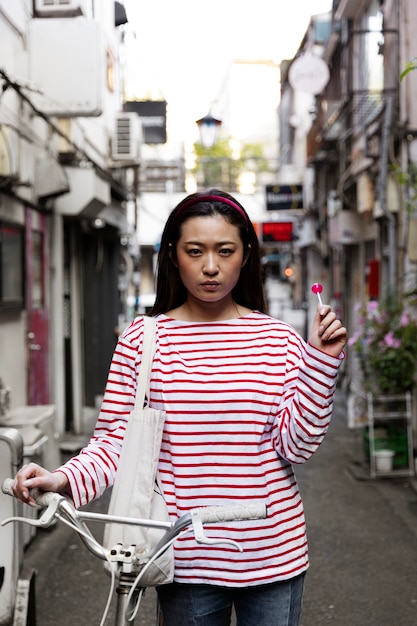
[0,0,127,417]
[0,316,27,408]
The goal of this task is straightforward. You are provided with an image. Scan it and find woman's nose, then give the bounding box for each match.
[203,253,218,274]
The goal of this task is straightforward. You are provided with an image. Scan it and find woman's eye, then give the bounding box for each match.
[188,248,201,256]
[219,248,233,255]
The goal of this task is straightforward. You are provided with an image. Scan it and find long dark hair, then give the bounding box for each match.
[149,189,266,315]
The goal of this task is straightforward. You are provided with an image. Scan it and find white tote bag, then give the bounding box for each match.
[103,316,174,586]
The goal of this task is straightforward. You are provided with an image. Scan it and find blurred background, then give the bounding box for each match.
[2,1,417,623]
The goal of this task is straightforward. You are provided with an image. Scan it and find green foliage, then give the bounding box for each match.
[390,163,417,298]
[390,162,417,217]
[194,138,234,161]
[239,143,270,172]
[348,296,417,394]
[400,57,417,81]
[193,139,270,190]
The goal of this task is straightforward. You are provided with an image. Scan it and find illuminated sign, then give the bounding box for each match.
[261,222,293,243]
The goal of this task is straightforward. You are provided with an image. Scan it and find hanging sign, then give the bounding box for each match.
[288,52,330,95]
[266,184,303,211]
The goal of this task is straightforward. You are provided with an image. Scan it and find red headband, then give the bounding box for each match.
[177,194,249,226]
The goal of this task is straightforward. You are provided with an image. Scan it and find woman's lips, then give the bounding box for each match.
[201,282,220,290]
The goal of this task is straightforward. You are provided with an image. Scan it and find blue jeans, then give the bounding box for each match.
[157,574,305,626]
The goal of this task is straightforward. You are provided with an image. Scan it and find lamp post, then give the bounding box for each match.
[196,111,222,149]
[195,110,222,189]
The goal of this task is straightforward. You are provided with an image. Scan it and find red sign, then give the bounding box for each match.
[261,222,293,243]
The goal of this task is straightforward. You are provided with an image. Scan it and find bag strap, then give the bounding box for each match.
[134,315,156,410]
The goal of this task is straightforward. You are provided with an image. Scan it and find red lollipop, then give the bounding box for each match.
[311,283,323,306]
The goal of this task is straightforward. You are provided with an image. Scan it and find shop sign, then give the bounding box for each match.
[266,184,303,211]
[261,221,293,243]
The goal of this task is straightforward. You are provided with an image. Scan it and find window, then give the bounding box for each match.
[0,222,24,310]
[359,0,383,93]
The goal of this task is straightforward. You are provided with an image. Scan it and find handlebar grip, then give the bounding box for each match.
[2,478,60,508]
[194,503,267,524]
[31,490,61,508]
[2,478,14,496]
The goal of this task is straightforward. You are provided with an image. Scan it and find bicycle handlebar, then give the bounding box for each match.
[2,477,62,508]
[2,478,268,625]
[2,477,108,560]
[194,503,266,523]
[1,477,267,560]
[2,478,15,496]
[2,478,267,525]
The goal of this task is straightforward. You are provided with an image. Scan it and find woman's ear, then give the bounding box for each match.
[168,243,178,267]
[242,244,251,267]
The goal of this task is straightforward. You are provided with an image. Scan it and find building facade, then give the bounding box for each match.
[280,0,417,421]
[0,0,138,436]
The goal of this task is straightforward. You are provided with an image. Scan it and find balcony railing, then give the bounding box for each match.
[321,90,387,141]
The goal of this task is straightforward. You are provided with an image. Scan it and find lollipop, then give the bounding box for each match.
[311,283,323,306]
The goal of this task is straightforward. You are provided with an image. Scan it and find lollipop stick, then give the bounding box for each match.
[311,283,323,307]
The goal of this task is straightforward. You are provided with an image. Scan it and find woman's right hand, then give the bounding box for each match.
[12,463,69,506]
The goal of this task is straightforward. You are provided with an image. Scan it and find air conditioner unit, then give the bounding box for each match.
[112,113,141,162]
[33,0,88,18]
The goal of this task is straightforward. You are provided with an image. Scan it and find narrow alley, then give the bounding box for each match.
[20,389,417,625]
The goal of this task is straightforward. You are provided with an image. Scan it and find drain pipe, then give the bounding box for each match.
[377,93,396,294]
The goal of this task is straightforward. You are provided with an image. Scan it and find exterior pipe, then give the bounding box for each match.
[377,93,396,294]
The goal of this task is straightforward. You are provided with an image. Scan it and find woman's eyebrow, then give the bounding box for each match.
[183,239,237,245]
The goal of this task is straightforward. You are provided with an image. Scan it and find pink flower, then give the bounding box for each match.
[383,331,401,348]
[348,332,361,347]
[400,311,410,327]
[367,301,379,312]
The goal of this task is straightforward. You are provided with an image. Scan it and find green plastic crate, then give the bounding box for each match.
[362,428,409,467]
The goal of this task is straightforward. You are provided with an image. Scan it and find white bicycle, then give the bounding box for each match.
[1,478,266,626]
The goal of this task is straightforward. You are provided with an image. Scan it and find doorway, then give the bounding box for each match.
[25,208,50,405]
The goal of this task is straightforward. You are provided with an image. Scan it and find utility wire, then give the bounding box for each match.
[0,67,127,199]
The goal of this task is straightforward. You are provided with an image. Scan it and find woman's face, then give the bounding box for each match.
[173,214,248,307]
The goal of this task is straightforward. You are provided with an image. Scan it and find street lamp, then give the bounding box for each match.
[196,111,222,148]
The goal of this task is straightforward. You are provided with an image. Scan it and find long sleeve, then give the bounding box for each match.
[56,317,145,508]
[270,341,342,463]
[55,312,345,587]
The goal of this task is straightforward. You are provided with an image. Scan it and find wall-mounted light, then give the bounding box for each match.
[91,217,106,229]
[196,111,222,149]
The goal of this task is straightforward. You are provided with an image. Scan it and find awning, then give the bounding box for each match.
[55,166,110,218]
[97,204,128,231]
[34,156,69,199]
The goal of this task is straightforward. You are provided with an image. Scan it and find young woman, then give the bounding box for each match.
[13,190,347,626]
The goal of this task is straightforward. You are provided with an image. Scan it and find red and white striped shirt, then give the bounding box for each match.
[59,312,343,586]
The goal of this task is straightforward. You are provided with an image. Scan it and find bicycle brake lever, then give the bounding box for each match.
[1,495,64,529]
[2,515,40,527]
[190,509,243,552]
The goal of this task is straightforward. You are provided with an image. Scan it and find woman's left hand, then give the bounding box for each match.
[308,305,348,358]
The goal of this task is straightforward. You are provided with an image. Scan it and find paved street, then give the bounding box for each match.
[21,389,417,625]
[296,390,417,625]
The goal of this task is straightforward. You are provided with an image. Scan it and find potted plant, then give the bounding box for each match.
[349,296,417,473]
[348,296,417,395]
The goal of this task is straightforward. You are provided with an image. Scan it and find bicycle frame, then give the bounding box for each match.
[1,479,266,626]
